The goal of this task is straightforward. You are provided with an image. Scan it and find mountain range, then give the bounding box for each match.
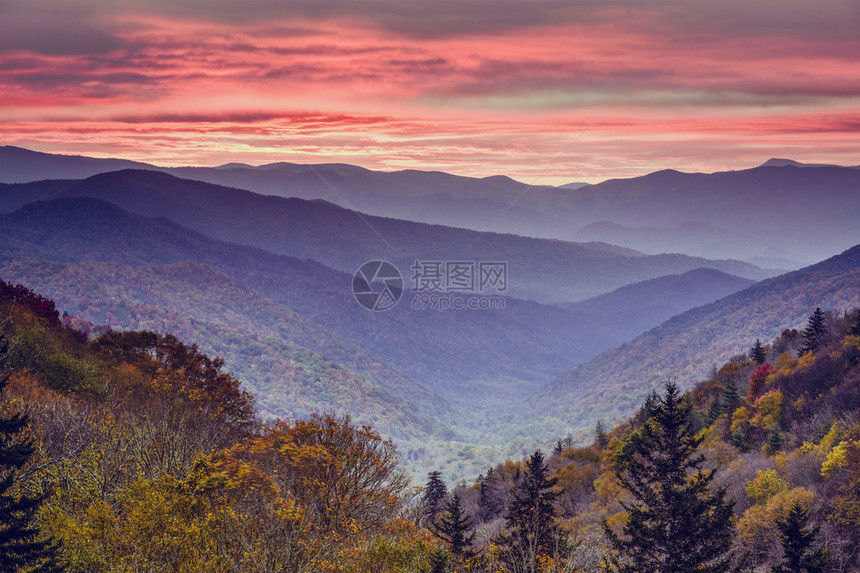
[1,148,858,477]
[0,168,773,303]
[2,146,858,265]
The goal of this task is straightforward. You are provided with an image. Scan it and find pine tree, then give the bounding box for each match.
[0,336,64,572]
[604,382,735,573]
[704,396,724,427]
[771,503,830,573]
[750,339,767,365]
[498,450,564,570]
[766,425,783,453]
[432,493,474,555]
[798,308,827,356]
[478,468,504,521]
[635,390,660,424]
[596,420,610,449]
[730,429,749,452]
[421,548,449,573]
[720,377,742,417]
[423,471,448,522]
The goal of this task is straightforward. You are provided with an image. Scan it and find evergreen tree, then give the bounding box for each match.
[432,493,474,555]
[750,339,767,365]
[730,429,749,452]
[0,337,64,572]
[421,548,449,573]
[704,396,724,427]
[551,439,565,456]
[771,503,830,573]
[604,382,735,573]
[596,420,610,449]
[423,471,448,522]
[766,425,783,453]
[720,377,742,417]
[798,308,827,356]
[478,468,504,521]
[498,450,564,571]
[635,390,660,424]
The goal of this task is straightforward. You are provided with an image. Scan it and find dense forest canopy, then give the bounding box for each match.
[2,280,860,571]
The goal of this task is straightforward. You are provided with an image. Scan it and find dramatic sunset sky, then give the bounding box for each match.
[2,0,859,183]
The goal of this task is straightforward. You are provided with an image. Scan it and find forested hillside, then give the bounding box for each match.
[0,196,780,478]
[421,306,860,572]
[3,279,860,571]
[530,245,860,442]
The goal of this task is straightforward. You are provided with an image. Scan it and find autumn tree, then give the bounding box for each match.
[771,503,830,573]
[798,308,827,356]
[604,382,734,573]
[432,493,474,555]
[748,363,775,402]
[201,413,409,571]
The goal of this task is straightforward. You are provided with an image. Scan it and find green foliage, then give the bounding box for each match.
[750,339,767,365]
[496,449,565,571]
[798,308,827,357]
[595,420,610,449]
[423,471,448,522]
[604,382,734,573]
[432,493,474,555]
[771,503,830,573]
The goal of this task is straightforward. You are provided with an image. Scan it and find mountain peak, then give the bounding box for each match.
[760,158,806,168]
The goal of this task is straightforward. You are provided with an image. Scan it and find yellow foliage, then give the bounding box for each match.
[842,335,860,352]
[819,422,841,452]
[793,396,807,411]
[730,406,752,432]
[751,390,783,430]
[594,471,624,501]
[775,352,797,373]
[718,362,745,378]
[604,511,629,532]
[796,351,815,371]
[821,440,858,477]
[736,487,814,559]
[745,469,788,505]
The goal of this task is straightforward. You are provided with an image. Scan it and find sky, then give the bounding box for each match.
[1,0,859,184]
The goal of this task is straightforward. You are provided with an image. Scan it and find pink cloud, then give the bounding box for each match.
[1,7,859,183]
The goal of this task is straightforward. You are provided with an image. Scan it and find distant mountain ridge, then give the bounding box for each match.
[2,146,857,264]
[561,268,756,342]
[0,169,774,303]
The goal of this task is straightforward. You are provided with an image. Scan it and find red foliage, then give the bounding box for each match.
[0,279,60,327]
[748,363,775,402]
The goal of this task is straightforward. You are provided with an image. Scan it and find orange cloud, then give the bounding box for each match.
[1,7,859,183]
